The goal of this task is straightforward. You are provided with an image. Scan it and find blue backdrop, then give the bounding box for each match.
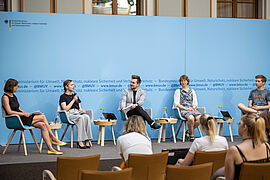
[0,12,269,144]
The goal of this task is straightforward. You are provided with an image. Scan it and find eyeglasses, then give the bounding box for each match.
[256,80,262,82]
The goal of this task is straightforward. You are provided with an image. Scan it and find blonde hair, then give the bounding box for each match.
[124,115,147,136]
[241,113,267,145]
[200,113,216,143]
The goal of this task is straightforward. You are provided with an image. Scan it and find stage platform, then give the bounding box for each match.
[0,137,241,180]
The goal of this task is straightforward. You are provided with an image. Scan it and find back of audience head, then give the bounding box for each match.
[200,113,216,142]
[124,115,147,136]
[240,113,267,146]
[259,111,270,137]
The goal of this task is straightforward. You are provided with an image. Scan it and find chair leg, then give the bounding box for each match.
[29,129,41,153]
[40,137,43,152]
[175,120,183,138]
[89,140,92,147]
[101,126,105,146]
[21,131,28,156]
[60,124,69,141]
[111,125,116,145]
[97,126,101,145]
[158,124,162,143]
[197,126,202,137]
[182,121,186,142]
[171,124,176,143]
[71,125,74,148]
[18,132,22,152]
[3,130,16,155]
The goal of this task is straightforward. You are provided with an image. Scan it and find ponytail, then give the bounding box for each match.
[241,113,267,146]
[200,114,216,143]
[207,117,216,143]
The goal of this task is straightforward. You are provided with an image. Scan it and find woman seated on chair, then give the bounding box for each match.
[117,115,152,167]
[176,113,228,166]
[59,80,92,149]
[225,113,270,180]
[2,79,65,155]
[173,75,201,142]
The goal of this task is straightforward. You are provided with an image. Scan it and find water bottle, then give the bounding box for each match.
[100,108,104,120]
[217,106,222,117]
[163,107,168,118]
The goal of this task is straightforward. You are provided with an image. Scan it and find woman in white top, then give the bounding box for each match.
[117,115,152,165]
[173,75,201,141]
[176,113,228,166]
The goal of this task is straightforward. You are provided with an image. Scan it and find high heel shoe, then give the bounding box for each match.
[51,140,67,146]
[85,140,92,149]
[77,142,86,149]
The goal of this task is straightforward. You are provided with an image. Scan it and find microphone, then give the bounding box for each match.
[73,91,79,103]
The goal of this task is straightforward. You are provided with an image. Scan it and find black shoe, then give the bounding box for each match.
[151,123,161,130]
[77,142,86,149]
[190,137,195,142]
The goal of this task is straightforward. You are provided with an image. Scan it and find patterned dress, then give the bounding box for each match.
[179,88,201,118]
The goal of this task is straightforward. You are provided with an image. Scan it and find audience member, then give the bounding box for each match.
[176,113,228,166]
[59,80,92,149]
[117,115,153,166]
[260,111,270,144]
[2,78,65,155]
[225,113,270,180]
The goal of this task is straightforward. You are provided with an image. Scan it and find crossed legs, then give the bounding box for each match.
[32,115,63,152]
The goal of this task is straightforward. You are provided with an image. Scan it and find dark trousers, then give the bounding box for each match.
[126,106,154,126]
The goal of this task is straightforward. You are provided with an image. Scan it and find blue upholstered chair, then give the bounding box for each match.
[1,107,41,156]
[173,107,205,142]
[58,105,93,148]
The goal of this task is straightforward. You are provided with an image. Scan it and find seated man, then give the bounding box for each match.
[238,75,270,114]
[119,75,161,130]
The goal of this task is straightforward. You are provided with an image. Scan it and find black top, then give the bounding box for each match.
[2,93,21,114]
[133,90,137,104]
[234,143,270,180]
[59,93,81,110]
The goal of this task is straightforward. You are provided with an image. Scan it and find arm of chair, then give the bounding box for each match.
[42,170,56,180]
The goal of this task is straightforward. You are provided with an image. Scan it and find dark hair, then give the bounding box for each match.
[4,79,18,93]
[131,75,141,84]
[260,111,270,136]
[63,80,73,92]
[255,75,267,83]
[179,75,189,85]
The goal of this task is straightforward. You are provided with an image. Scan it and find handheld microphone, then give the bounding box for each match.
[73,91,79,103]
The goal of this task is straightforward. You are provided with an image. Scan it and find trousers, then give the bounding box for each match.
[126,106,154,125]
[68,110,92,141]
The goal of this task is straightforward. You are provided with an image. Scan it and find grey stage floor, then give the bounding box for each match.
[0,136,241,165]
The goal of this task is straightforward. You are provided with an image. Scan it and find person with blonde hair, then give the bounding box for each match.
[225,113,270,180]
[176,113,228,166]
[59,80,92,149]
[117,115,152,164]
